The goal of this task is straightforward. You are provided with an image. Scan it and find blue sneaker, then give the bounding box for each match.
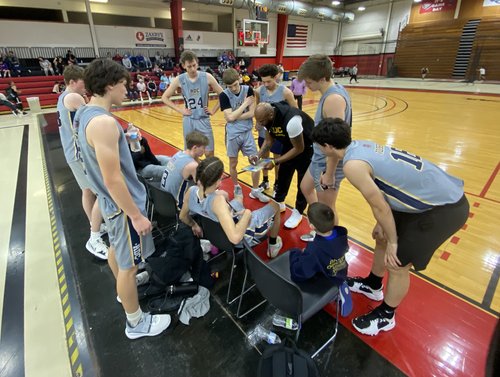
[339,281,353,317]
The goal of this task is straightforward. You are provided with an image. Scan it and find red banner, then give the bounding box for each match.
[419,0,457,13]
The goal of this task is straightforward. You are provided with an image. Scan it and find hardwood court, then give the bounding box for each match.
[115,86,500,315]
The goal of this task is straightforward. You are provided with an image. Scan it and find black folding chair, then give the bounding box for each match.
[241,241,341,358]
[145,180,179,237]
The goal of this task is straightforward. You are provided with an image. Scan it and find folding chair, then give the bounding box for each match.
[241,241,340,358]
[145,180,179,237]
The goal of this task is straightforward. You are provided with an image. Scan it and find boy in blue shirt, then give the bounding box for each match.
[289,202,352,316]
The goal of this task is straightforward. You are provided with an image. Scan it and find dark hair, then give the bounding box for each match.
[258,64,279,78]
[311,118,351,149]
[307,202,334,233]
[222,68,239,85]
[63,64,84,85]
[195,157,224,197]
[186,131,209,149]
[298,54,332,82]
[83,58,130,96]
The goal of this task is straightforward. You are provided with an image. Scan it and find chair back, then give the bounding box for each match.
[146,180,178,221]
[198,216,234,252]
[244,242,302,319]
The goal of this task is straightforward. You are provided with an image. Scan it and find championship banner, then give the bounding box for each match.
[483,0,500,7]
[135,29,166,47]
[419,0,457,13]
[184,32,204,45]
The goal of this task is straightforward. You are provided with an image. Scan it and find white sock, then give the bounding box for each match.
[126,307,143,327]
[90,231,101,242]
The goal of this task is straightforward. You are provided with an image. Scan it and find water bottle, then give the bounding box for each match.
[247,324,281,347]
[272,314,299,330]
[127,123,141,152]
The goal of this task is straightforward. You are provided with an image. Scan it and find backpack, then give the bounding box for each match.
[257,341,320,377]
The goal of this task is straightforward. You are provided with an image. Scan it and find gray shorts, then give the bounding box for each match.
[226,131,258,158]
[308,159,345,191]
[68,160,91,190]
[229,200,276,245]
[104,210,155,270]
[183,116,214,151]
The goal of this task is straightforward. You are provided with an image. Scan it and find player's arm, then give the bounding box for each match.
[257,129,274,161]
[322,94,347,187]
[223,92,255,123]
[212,194,251,245]
[283,87,298,108]
[179,188,203,237]
[182,161,198,181]
[63,92,86,112]
[207,73,224,114]
[87,116,151,234]
[161,76,189,116]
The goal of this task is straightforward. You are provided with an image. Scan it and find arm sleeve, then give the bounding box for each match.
[219,92,231,111]
[286,115,303,139]
[289,246,319,282]
[247,86,254,96]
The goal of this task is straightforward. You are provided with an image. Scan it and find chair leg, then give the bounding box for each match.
[235,269,267,318]
[311,296,340,359]
[226,250,237,304]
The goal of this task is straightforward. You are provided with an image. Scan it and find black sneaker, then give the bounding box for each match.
[352,306,395,336]
[346,276,384,301]
[259,180,270,190]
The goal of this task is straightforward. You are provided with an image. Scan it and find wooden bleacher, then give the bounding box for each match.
[394,19,467,79]
[468,17,500,81]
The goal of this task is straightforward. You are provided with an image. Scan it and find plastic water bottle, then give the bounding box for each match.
[272,314,299,330]
[127,123,141,152]
[247,324,281,347]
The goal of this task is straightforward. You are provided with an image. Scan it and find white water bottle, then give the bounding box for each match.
[247,324,281,347]
[127,123,141,152]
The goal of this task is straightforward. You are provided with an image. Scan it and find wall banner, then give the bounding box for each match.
[135,29,166,47]
[419,0,457,14]
[184,32,204,45]
[483,0,500,7]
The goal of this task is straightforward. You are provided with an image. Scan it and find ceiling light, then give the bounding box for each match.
[332,1,341,5]
[89,0,108,3]
[414,0,422,3]
[182,7,186,11]
[358,6,366,11]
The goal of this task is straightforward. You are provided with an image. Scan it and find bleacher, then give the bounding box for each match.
[469,17,500,81]
[394,19,467,79]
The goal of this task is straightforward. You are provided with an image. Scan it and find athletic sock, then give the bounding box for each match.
[364,272,383,290]
[90,231,101,242]
[126,307,143,327]
[378,301,396,318]
[269,237,277,245]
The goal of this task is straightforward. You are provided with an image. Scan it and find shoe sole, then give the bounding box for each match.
[85,242,108,260]
[125,315,171,339]
[348,284,384,301]
[352,318,395,336]
[249,193,270,203]
[284,216,303,229]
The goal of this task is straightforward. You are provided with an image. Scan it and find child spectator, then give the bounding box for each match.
[136,75,152,102]
[146,77,158,99]
[52,81,62,94]
[39,57,55,76]
[159,72,170,92]
[289,202,352,315]
[0,58,11,78]
[6,81,24,111]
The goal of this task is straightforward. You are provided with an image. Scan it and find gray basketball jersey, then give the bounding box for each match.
[224,85,253,139]
[344,140,464,213]
[179,71,209,120]
[258,84,286,138]
[313,84,352,163]
[160,151,194,207]
[186,186,219,222]
[75,105,146,218]
[57,90,80,164]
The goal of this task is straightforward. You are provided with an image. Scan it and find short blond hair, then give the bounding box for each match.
[298,54,332,82]
[222,68,239,85]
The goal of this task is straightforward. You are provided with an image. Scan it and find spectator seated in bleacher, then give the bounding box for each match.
[136,54,146,70]
[53,56,65,75]
[173,63,182,76]
[136,74,152,102]
[5,81,24,111]
[0,58,11,78]
[154,51,161,64]
[146,77,158,99]
[6,51,21,77]
[127,80,139,102]
[159,72,170,92]
[52,81,65,94]
[144,56,153,70]
[112,52,123,63]
[65,50,77,66]
[130,135,170,181]
[165,55,174,69]
[122,54,135,71]
[39,57,55,76]
[153,64,163,78]
[0,92,27,117]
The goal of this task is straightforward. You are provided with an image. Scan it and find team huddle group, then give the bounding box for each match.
[57,51,469,341]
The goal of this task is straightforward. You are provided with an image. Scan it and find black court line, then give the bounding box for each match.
[0,124,28,377]
[483,255,500,309]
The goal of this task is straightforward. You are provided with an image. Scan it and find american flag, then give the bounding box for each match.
[286,24,308,48]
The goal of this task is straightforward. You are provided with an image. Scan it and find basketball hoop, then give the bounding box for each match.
[256,37,265,48]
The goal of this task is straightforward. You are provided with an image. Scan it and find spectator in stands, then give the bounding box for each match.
[130,136,170,181]
[478,66,486,81]
[421,67,429,80]
[6,51,21,77]
[349,64,359,84]
[277,63,284,82]
[238,58,246,71]
[66,50,77,65]
[6,81,24,111]
[0,92,26,116]
[39,57,55,76]
[146,77,158,99]
[154,51,161,64]
[153,64,163,78]
[52,81,63,94]
[122,55,134,71]
[144,55,153,70]
[159,131,209,208]
[127,80,139,101]
[173,63,182,76]
[159,72,170,92]
[112,52,123,63]
[165,54,174,69]
[290,75,307,110]
[136,54,146,70]
[0,58,11,78]
[136,75,152,102]
[53,56,65,75]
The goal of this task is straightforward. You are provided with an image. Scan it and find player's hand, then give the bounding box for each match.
[130,214,152,236]
[384,242,401,269]
[204,106,213,116]
[182,108,192,116]
[244,95,254,107]
[192,223,203,237]
[320,172,335,190]
[263,161,275,170]
[371,223,386,242]
[248,155,259,165]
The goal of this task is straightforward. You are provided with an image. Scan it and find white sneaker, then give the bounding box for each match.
[284,209,303,229]
[267,236,283,258]
[250,188,270,203]
[85,237,109,260]
[278,202,286,213]
[300,231,316,242]
[125,312,171,340]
